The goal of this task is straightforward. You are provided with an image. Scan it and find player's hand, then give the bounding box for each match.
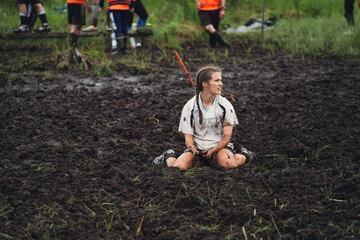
[196,1,201,10]
[219,9,225,19]
[190,145,199,155]
[203,148,215,158]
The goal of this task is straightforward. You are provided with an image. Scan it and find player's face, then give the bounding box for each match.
[203,72,223,95]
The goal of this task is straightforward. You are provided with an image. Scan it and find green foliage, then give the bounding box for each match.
[266,16,360,57]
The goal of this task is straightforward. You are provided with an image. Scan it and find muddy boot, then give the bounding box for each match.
[209,33,217,48]
[116,36,127,54]
[69,47,74,63]
[35,23,51,33]
[123,36,128,52]
[152,149,176,166]
[344,0,355,26]
[239,146,256,164]
[74,48,84,64]
[345,13,355,26]
[13,25,30,33]
[69,47,76,64]
[69,47,82,64]
[211,31,231,49]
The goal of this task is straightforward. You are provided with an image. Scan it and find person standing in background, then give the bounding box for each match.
[14,0,50,33]
[82,0,101,32]
[128,0,148,31]
[67,0,86,63]
[128,0,149,48]
[196,0,230,48]
[344,0,360,26]
[100,0,131,54]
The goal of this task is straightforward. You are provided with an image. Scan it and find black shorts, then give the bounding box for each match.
[17,0,42,4]
[67,3,86,26]
[198,9,221,29]
[184,145,235,168]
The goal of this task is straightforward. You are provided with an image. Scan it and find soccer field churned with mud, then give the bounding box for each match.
[0,42,359,239]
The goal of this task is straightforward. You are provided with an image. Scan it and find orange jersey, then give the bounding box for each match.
[67,0,86,4]
[199,0,221,11]
[107,0,130,10]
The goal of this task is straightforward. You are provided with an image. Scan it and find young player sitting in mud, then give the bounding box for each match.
[153,66,255,171]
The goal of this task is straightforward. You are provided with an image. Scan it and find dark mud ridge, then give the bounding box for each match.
[0,43,359,239]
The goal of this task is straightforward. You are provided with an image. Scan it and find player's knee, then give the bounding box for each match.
[235,154,247,165]
[173,161,191,171]
[217,156,238,169]
[34,4,44,12]
[204,25,213,32]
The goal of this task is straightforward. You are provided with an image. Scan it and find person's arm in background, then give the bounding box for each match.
[220,0,226,19]
[196,0,201,10]
[99,0,105,11]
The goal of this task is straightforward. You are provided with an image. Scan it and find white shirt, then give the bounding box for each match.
[178,94,238,151]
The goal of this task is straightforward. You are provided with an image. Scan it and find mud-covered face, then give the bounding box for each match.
[202,72,223,95]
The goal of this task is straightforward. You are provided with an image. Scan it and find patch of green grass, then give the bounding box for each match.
[33,202,68,239]
[260,15,360,57]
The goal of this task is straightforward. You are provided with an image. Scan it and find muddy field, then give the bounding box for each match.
[0,41,359,239]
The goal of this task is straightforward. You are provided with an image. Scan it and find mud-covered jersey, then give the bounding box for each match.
[178,94,238,151]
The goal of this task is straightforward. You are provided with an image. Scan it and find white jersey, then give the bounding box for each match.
[178,94,239,151]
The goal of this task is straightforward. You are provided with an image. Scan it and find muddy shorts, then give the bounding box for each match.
[67,3,86,26]
[198,9,221,30]
[184,145,235,169]
[17,0,42,4]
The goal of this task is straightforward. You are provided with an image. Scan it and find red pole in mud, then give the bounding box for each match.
[173,50,195,87]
